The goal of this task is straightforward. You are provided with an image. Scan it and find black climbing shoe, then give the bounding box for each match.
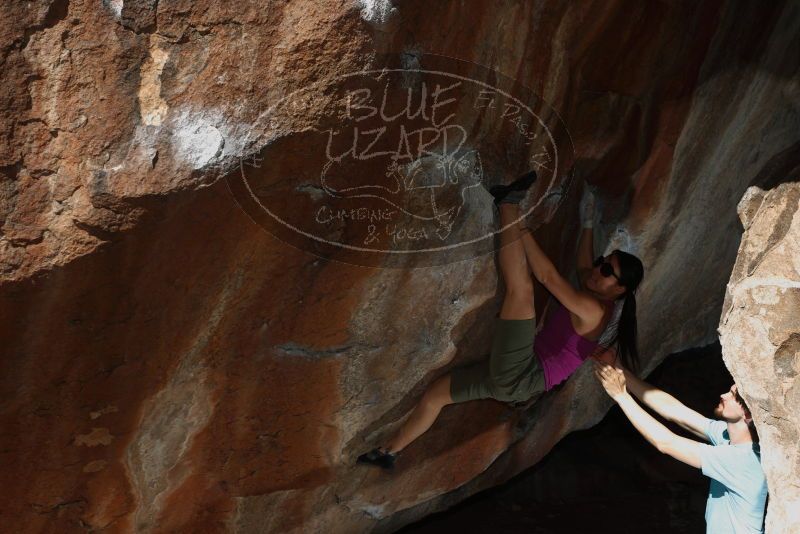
[489,170,538,206]
[357,448,397,470]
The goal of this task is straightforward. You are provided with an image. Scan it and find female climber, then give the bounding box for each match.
[357,170,645,469]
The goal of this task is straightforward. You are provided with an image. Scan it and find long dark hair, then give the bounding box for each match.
[605,250,644,372]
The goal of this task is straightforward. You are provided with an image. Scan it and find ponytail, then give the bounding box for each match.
[596,250,644,372]
[615,290,640,372]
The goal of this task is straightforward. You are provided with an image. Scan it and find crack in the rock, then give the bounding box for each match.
[274,342,383,359]
[71,219,120,243]
[31,497,87,515]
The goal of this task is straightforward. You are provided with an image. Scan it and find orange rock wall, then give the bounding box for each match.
[1,1,798,532]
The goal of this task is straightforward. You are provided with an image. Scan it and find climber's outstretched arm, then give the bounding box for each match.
[518,226,604,324]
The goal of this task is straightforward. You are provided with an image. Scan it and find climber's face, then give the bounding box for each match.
[714,384,749,423]
[588,253,626,299]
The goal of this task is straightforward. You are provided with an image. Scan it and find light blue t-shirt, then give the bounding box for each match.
[698,418,768,534]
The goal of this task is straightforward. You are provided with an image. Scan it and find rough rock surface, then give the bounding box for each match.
[719,182,800,534]
[0,0,798,532]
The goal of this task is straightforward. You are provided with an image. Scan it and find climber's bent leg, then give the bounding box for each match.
[450,317,545,404]
[498,204,535,321]
[450,317,545,402]
[383,374,454,454]
[488,316,544,401]
[450,360,495,403]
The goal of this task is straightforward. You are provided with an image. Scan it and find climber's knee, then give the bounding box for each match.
[421,374,453,410]
[486,379,520,403]
[499,289,535,320]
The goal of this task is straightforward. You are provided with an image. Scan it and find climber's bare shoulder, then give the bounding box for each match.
[570,292,608,335]
[544,271,605,326]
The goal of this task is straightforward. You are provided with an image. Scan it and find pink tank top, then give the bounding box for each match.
[534,301,605,391]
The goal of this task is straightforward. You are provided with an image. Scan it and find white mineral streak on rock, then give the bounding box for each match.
[126,268,245,530]
[172,110,225,170]
[604,224,640,257]
[360,504,385,520]
[138,35,170,127]
[105,0,123,19]
[357,0,396,24]
[719,183,800,534]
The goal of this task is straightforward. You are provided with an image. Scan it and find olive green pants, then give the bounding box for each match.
[450,316,545,403]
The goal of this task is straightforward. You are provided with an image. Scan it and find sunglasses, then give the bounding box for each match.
[593,255,622,283]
